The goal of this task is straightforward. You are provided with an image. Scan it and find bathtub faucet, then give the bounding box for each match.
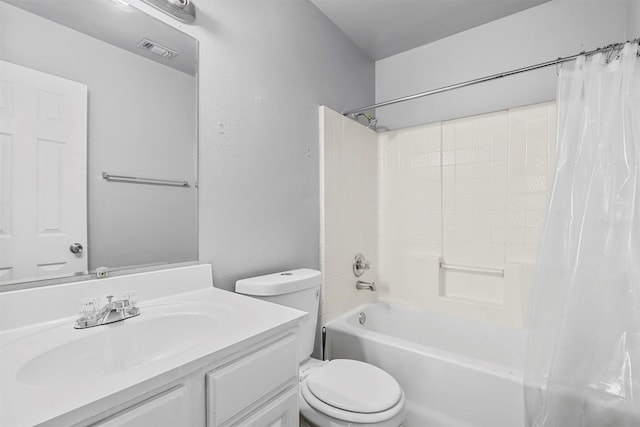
[356,280,376,291]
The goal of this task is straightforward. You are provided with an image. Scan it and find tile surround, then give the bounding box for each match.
[320,107,377,323]
[320,102,556,327]
[379,102,556,326]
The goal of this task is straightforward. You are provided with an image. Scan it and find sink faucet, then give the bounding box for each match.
[75,291,140,329]
[356,280,376,291]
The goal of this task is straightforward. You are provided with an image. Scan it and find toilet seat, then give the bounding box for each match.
[301,359,405,424]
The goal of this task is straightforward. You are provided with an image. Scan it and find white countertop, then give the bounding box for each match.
[0,265,305,427]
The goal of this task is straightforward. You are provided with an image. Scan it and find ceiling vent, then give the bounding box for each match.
[137,39,178,59]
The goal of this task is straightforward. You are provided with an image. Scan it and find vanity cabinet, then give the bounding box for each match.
[1,266,305,427]
[91,386,191,427]
[237,387,298,427]
[206,333,298,426]
[71,331,299,427]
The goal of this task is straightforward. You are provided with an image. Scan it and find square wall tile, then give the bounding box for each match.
[320,107,378,322]
[373,102,556,325]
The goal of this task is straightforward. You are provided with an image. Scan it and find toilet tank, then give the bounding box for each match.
[235,269,321,362]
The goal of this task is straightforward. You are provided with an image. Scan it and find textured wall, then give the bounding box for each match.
[628,0,640,38]
[131,0,375,290]
[375,0,627,130]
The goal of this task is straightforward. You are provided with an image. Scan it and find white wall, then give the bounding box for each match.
[0,2,197,271]
[375,0,628,130]
[320,107,378,323]
[629,0,640,37]
[1,0,374,289]
[129,0,375,290]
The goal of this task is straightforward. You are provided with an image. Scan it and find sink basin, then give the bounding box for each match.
[0,266,307,427]
[15,303,236,386]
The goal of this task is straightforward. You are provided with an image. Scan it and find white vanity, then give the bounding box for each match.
[0,264,305,426]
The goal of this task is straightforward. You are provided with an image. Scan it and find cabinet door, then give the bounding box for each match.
[234,387,298,427]
[91,386,190,427]
[207,334,298,426]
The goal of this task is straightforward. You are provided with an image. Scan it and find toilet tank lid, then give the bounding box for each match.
[235,268,321,296]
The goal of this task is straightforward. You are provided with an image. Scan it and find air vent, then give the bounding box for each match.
[137,38,178,59]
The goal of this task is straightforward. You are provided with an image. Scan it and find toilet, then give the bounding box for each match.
[235,269,406,427]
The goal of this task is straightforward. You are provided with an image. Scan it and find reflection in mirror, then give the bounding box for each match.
[0,0,198,286]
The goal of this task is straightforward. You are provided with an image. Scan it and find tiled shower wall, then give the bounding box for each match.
[319,107,378,323]
[378,102,557,326]
[320,102,556,327]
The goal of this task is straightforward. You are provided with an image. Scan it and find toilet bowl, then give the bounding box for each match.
[298,358,406,427]
[235,269,406,427]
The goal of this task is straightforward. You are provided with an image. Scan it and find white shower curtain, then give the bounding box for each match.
[525,42,640,427]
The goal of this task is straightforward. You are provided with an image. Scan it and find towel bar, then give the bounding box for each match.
[102,172,189,187]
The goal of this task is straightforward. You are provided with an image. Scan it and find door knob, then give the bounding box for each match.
[69,243,83,254]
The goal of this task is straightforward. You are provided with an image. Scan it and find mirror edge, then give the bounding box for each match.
[0,2,201,290]
[0,261,207,293]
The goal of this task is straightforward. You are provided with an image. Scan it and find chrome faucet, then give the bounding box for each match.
[75,291,140,329]
[353,253,371,277]
[356,280,376,291]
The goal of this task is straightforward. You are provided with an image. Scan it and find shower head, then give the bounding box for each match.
[353,113,378,129]
[140,0,195,23]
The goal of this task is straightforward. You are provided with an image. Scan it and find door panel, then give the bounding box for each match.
[0,60,87,283]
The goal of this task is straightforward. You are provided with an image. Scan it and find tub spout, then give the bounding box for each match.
[356,280,376,291]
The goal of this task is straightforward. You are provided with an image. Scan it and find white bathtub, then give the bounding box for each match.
[324,303,527,427]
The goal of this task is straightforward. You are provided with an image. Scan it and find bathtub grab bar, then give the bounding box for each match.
[440,262,504,277]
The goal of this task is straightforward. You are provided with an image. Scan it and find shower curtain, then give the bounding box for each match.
[525,42,640,426]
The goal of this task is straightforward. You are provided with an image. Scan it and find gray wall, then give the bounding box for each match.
[0,2,198,271]
[375,0,629,130]
[137,0,375,290]
[629,0,640,38]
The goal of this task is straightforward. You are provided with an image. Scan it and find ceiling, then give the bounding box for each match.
[310,0,551,60]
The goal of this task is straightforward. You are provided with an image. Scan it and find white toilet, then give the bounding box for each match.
[235,269,406,427]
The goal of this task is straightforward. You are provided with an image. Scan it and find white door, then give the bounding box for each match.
[0,60,87,283]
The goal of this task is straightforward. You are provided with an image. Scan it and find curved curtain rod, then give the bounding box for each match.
[342,37,640,116]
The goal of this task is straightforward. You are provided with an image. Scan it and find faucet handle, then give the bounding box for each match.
[353,253,371,277]
[113,290,137,312]
[78,297,100,319]
[120,290,137,305]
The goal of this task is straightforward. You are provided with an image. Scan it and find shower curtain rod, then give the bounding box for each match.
[342,37,640,116]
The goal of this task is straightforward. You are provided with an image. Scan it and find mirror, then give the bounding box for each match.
[0,0,198,286]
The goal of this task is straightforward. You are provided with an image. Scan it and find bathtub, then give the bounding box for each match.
[324,302,527,427]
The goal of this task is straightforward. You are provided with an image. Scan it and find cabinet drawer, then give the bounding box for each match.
[207,334,298,426]
[91,385,189,427]
[234,387,298,427]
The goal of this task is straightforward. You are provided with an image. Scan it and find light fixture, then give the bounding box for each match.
[140,0,196,23]
[109,0,131,7]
